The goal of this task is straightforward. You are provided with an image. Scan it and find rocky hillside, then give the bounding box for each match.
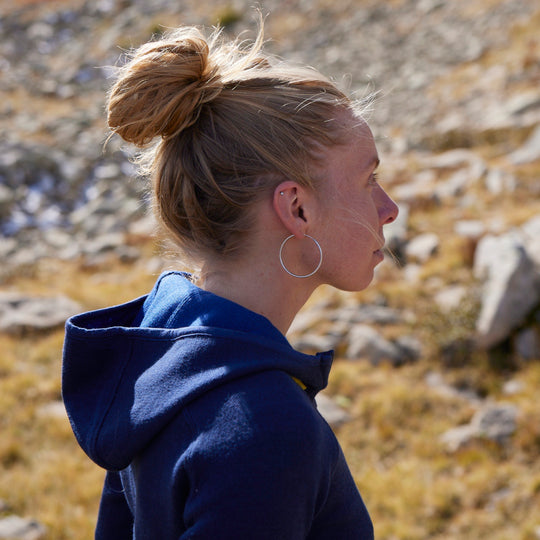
[0,0,540,538]
[1,0,539,354]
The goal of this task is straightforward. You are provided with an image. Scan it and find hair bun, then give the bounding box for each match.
[107,27,223,146]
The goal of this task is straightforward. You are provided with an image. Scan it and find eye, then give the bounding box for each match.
[368,172,379,187]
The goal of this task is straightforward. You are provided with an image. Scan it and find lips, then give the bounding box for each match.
[373,240,385,258]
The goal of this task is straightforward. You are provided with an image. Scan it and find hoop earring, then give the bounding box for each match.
[279,235,323,278]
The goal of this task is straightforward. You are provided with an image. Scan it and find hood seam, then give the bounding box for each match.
[91,338,135,467]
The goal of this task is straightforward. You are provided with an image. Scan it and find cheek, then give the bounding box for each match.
[340,198,379,241]
[316,191,377,251]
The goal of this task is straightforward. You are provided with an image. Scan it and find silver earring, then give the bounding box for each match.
[279,235,323,278]
[279,191,284,196]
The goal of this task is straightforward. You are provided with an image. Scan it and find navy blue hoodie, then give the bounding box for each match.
[62,271,373,539]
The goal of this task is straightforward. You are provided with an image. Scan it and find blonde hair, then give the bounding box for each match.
[107,24,365,263]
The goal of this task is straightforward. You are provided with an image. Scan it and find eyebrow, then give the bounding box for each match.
[369,156,380,171]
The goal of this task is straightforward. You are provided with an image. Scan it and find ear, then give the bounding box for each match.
[272,181,316,237]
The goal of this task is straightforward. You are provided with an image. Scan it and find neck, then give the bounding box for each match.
[197,258,317,335]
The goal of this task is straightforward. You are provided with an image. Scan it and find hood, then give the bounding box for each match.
[62,271,333,471]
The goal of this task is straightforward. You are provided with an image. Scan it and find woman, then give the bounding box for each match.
[63,22,398,539]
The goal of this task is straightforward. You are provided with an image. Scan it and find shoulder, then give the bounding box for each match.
[131,370,342,534]
[185,370,339,464]
[190,369,326,428]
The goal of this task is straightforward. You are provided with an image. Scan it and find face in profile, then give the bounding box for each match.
[313,117,399,292]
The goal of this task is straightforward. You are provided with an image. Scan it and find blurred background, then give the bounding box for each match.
[0,0,539,538]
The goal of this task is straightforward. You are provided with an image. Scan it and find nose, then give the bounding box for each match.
[375,185,399,226]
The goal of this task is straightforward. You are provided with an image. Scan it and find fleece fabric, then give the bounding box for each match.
[62,271,373,539]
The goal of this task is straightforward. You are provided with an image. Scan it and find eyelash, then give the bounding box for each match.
[368,173,379,187]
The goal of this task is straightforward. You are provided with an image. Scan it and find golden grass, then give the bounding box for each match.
[0,256,160,539]
[1,0,539,537]
[331,360,540,540]
[0,330,103,539]
[3,158,538,539]
[0,230,539,539]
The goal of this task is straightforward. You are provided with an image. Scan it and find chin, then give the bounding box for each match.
[334,273,374,293]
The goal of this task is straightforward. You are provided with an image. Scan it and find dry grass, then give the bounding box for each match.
[0,328,103,539]
[0,241,539,539]
[1,2,539,537]
[0,255,161,539]
[330,360,540,540]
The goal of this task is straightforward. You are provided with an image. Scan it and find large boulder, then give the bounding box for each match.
[509,125,540,165]
[0,515,46,540]
[474,231,540,349]
[0,293,81,334]
[521,215,540,268]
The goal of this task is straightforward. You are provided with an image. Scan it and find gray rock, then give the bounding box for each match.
[403,263,422,283]
[8,245,48,269]
[70,193,142,238]
[434,285,468,312]
[502,379,524,396]
[27,22,55,41]
[0,293,81,334]
[507,90,540,115]
[394,335,422,363]
[440,403,518,451]
[454,219,485,239]
[128,214,157,237]
[0,237,17,259]
[0,184,15,218]
[316,394,351,428]
[405,232,439,263]
[428,150,486,199]
[0,0,537,264]
[382,202,409,264]
[514,327,540,360]
[291,332,341,354]
[59,156,88,184]
[332,304,402,325]
[420,148,484,170]
[474,233,539,348]
[440,423,478,452]
[425,371,481,403]
[0,515,46,540]
[36,401,67,419]
[93,162,122,180]
[434,168,472,199]
[473,234,501,280]
[346,324,401,365]
[521,214,540,268]
[484,168,516,195]
[392,173,437,205]
[82,232,127,256]
[509,125,540,164]
[42,228,73,250]
[473,403,518,443]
